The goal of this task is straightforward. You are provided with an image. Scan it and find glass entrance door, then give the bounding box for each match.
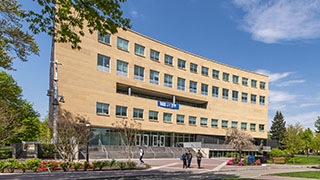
[159,135,165,147]
[143,134,149,147]
[135,134,141,146]
[152,135,158,147]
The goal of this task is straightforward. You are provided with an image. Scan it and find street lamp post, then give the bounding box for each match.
[86,123,91,162]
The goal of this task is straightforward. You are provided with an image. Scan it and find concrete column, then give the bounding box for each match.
[173,95,176,104]
[128,87,131,96]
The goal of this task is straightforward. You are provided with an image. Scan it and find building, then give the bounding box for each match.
[50,28,268,153]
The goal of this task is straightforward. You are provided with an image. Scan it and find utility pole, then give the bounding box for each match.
[52,60,63,144]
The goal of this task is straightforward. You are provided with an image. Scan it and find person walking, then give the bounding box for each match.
[182,152,187,168]
[139,147,144,165]
[196,149,203,168]
[187,150,192,168]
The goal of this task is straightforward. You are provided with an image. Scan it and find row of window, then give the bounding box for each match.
[96,103,265,131]
[98,32,266,90]
[98,54,266,105]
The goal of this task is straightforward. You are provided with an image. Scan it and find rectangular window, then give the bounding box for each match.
[201,66,209,76]
[150,70,159,85]
[233,75,239,84]
[211,119,218,128]
[260,82,266,89]
[177,77,185,91]
[242,92,248,103]
[133,108,143,119]
[117,37,128,51]
[150,49,159,61]
[149,111,158,121]
[200,118,208,126]
[260,96,265,105]
[242,77,248,86]
[241,122,247,130]
[212,86,219,98]
[232,121,238,128]
[164,54,173,66]
[259,124,265,131]
[98,31,110,44]
[251,94,257,104]
[232,90,238,101]
[201,83,208,96]
[177,114,185,124]
[116,105,127,117]
[189,116,196,125]
[134,44,145,56]
[222,88,229,100]
[222,120,228,128]
[178,59,186,69]
[116,60,128,77]
[96,102,109,115]
[189,81,197,93]
[250,123,256,131]
[212,69,219,79]
[134,65,144,81]
[190,63,198,73]
[97,54,110,72]
[163,112,172,122]
[223,72,229,81]
[164,74,173,88]
[251,80,257,88]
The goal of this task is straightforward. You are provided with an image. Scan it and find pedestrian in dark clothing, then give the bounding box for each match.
[196,149,203,168]
[187,150,192,168]
[182,152,187,168]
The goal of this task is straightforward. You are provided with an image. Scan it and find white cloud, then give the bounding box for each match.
[269,103,286,111]
[286,111,319,129]
[233,0,320,43]
[300,103,319,108]
[130,10,143,18]
[275,79,305,87]
[255,69,291,82]
[269,90,296,103]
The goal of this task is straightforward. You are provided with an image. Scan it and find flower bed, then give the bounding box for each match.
[226,159,262,166]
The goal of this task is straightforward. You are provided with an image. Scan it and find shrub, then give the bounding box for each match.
[46,160,59,172]
[59,161,70,172]
[237,161,244,166]
[103,160,110,168]
[0,160,5,173]
[19,162,27,173]
[145,164,151,168]
[25,159,41,172]
[72,162,82,171]
[226,160,234,165]
[269,148,285,158]
[127,161,136,169]
[92,160,100,171]
[83,161,90,171]
[6,158,18,173]
[243,159,247,166]
[40,144,56,159]
[110,159,116,167]
[225,152,231,157]
[0,149,12,159]
[116,161,126,170]
[256,160,261,165]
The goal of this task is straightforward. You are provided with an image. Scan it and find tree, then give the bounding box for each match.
[311,133,320,154]
[270,111,286,144]
[314,116,320,133]
[112,118,141,161]
[301,128,313,156]
[281,123,304,161]
[225,128,255,162]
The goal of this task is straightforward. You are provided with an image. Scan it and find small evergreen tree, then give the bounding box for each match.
[270,111,286,144]
[314,116,320,133]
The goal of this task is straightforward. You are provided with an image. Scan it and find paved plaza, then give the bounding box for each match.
[1,158,320,179]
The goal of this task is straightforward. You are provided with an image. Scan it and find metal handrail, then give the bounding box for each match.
[166,147,175,158]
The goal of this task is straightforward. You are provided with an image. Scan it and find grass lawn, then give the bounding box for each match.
[272,171,320,179]
[286,155,320,165]
[214,179,262,180]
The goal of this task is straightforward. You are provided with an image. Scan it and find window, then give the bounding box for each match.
[177,77,185,91]
[260,96,265,106]
[178,59,186,69]
[133,108,143,119]
[222,88,229,100]
[189,116,196,125]
[163,112,172,122]
[212,86,219,98]
[98,31,110,44]
[212,69,219,79]
[251,94,257,104]
[149,111,158,121]
[241,122,247,130]
[201,83,208,96]
[242,77,248,86]
[150,70,159,85]
[232,90,238,101]
[117,37,128,51]
[259,124,265,131]
[190,63,198,73]
[177,115,185,124]
[242,92,248,103]
[260,82,266,89]
[164,74,173,88]
[134,65,144,81]
[200,118,208,126]
[250,123,256,131]
[232,121,238,128]
[223,72,229,81]
[251,80,257,88]
[189,81,197,93]
[116,105,127,117]
[164,54,173,66]
[134,44,145,56]
[201,66,209,76]
[150,49,159,61]
[97,54,110,72]
[116,60,128,77]
[222,120,228,128]
[96,102,109,115]
[233,75,239,84]
[211,119,218,128]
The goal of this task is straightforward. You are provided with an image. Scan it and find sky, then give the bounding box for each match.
[8,0,320,130]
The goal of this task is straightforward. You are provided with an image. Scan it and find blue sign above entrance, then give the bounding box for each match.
[158,101,179,109]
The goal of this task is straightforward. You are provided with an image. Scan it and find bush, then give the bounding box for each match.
[0,160,5,173]
[127,161,136,169]
[225,152,231,157]
[145,163,151,168]
[46,160,59,172]
[269,148,285,158]
[226,160,234,165]
[103,160,110,168]
[72,162,82,171]
[238,161,244,166]
[256,160,261,165]
[40,144,56,159]
[92,160,100,171]
[110,159,116,167]
[6,158,18,173]
[25,159,41,172]
[59,161,70,172]
[116,161,126,170]
[18,162,27,173]
[0,149,12,159]
[83,161,90,171]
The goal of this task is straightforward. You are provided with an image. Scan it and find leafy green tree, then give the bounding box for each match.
[301,128,313,156]
[270,111,286,144]
[311,133,320,153]
[314,116,320,133]
[281,123,304,159]
[39,116,51,142]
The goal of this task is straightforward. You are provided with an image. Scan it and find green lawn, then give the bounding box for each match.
[272,171,320,179]
[286,155,320,165]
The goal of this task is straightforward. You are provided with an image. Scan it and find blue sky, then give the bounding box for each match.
[8,0,320,130]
